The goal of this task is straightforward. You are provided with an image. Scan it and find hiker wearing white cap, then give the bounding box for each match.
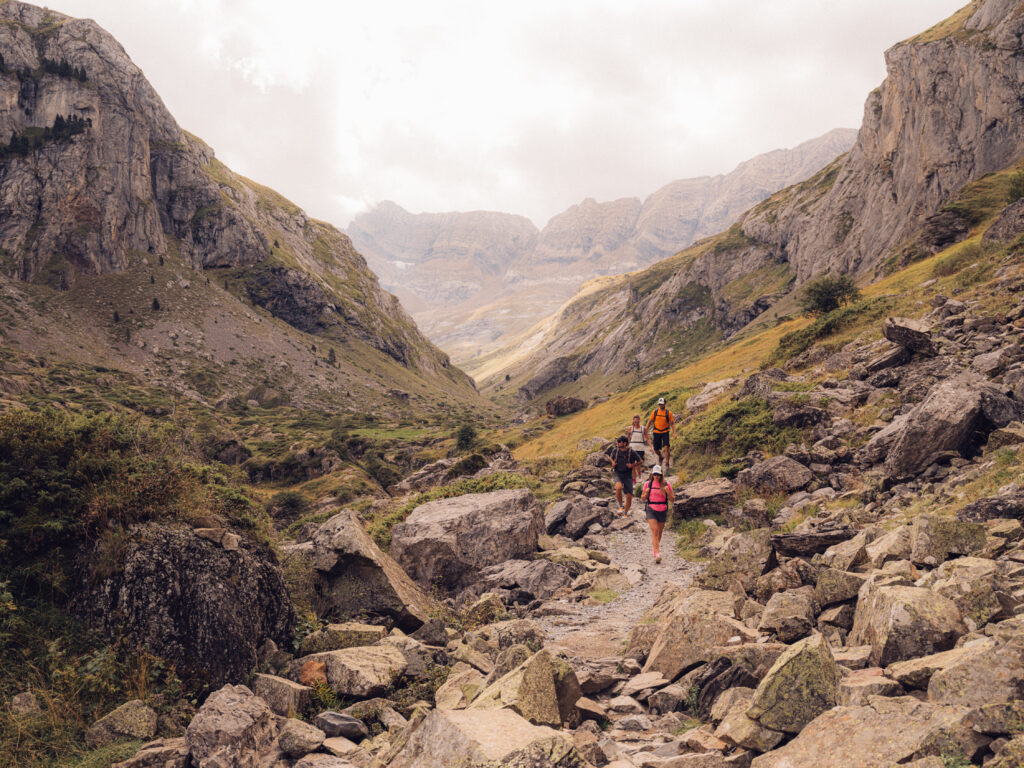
[641,464,673,563]
[645,397,676,472]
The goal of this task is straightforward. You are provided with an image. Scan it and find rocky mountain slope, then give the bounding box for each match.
[0,1,482,416]
[347,130,856,369]
[496,0,1024,406]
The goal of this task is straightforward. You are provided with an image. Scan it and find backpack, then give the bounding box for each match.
[644,479,670,512]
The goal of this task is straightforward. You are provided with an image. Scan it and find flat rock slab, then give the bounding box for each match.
[298,645,408,698]
[388,708,579,768]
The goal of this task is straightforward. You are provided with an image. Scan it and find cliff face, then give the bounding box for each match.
[0,2,479,406]
[743,0,1024,280]
[347,130,855,366]
[498,0,1024,402]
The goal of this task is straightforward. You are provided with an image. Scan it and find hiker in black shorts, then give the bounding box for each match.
[641,464,674,563]
[606,435,641,516]
[646,397,676,472]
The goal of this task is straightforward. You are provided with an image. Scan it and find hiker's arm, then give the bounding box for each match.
[641,483,649,501]
[672,415,677,437]
[666,485,675,501]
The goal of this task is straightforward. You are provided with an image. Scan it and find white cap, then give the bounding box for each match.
[658,397,666,405]
[651,465,663,475]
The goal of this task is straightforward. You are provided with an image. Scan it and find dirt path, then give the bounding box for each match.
[534,512,698,660]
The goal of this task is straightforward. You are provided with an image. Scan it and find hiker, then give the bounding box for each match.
[641,464,673,563]
[625,413,651,486]
[646,397,676,471]
[606,434,641,516]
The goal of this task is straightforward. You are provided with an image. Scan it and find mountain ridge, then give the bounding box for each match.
[347,128,857,369]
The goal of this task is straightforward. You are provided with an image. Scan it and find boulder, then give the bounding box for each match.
[111,738,189,768]
[957,492,1024,523]
[736,457,812,495]
[292,755,359,768]
[436,662,487,710]
[757,589,816,643]
[311,509,435,630]
[251,674,312,717]
[814,569,866,608]
[545,496,589,535]
[746,634,840,734]
[838,668,902,707]
[546,396,586,417]
[923,556,1004,631]
[469,650,581,728]
[772,402,828,429]
[296,645,408,698]
[716,693,785,753]
[697,528,773,592]
[886,641,992,690]
[989,736,1024,768]
[278,718,326,758]
[687,378,738,411]
[388,708,581,768]
[882,317,935,354]
[675,478,736,519]
[849,586,967,666]
[84,699,158,748]
[83,525,294,688]
[749,696,988,768]
[185,685,281,768]
[313,711,370,741]
[642,589,751,680]
[477,559,572,601]
[882,373,1017,481]
[564,501,610,540]
[299,622,388,656]
[909,515,986,566]
[391,489,544,591]
[10,691,41,716]
[928,636,1024,708]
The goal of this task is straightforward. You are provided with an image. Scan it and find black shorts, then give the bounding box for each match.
[630,448,645,462]
[653,432,670,452]
[614,470,634,496]
[645,505,668,523]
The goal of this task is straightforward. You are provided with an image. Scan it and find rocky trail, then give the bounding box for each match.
[536,497,697,661]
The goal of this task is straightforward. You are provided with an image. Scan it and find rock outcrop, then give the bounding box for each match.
[83,525,294,687]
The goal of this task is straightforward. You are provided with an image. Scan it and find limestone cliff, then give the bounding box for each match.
[0,2,479,407]
[499,0,1024,402]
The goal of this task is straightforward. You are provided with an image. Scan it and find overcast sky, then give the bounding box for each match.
[71,0,967,228]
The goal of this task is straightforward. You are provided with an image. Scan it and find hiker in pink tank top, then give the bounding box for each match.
[641,465,673,564]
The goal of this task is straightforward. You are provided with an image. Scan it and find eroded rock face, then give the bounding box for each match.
[83,525,293,688]
[390,489,544,591]
[311,509,435,630]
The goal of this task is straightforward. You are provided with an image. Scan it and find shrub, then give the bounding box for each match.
[265,490,309,521]
[1007,169,1024,203]
[797,274,860,317]
[455,424,476,451]
[677,397,801,474]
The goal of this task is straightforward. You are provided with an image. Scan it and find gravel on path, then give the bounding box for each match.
[534,509,699,661]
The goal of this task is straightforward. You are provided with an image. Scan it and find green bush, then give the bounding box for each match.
[797,274,860,317]
[455,424,477,451]
[677,397,800,473]
[265,490,309,521]
[770,297,891,365]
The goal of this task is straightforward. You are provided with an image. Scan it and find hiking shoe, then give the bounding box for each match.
[654,551,661,563]
[617,506,625,516]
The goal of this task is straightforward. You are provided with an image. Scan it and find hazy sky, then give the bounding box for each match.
[71,0,967,228]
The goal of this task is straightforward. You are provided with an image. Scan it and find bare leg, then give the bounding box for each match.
[624,493,633,514]
[648,519,665,558]
[615,481,624,510]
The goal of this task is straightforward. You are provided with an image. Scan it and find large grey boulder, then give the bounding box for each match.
[883,317,935,354]
[757,588,816,643]
[697,528,773,592]
[84,699,157,748]
[391,489,544,591]
[749,696,988,768]
[736,456,812,494]
[469,649,581,728]
[83,525,294,688]
[642,589,753,679]
[295,645,408,698]
[928,635,1024,707]
[849,585,967,666]
[311,509,436,630]
[477,559,572,601]
[882,373,1017,480]
[675,477,736,518]
[185,685,282,768]
[388,708,582,768]
[746,633,840,734]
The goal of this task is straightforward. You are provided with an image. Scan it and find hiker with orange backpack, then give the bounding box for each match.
[646,397,676,472]
[641,464,673,563]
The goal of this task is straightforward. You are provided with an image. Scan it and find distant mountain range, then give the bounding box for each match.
[347,128,857,372]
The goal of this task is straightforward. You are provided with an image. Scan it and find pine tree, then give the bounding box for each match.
[150,275,155,284]
[113,311,120,323]
[158,255,164,266]
[327,348,337,366]
[151,298,160,311]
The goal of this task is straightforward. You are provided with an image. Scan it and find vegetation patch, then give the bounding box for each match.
[769,296,893,365]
